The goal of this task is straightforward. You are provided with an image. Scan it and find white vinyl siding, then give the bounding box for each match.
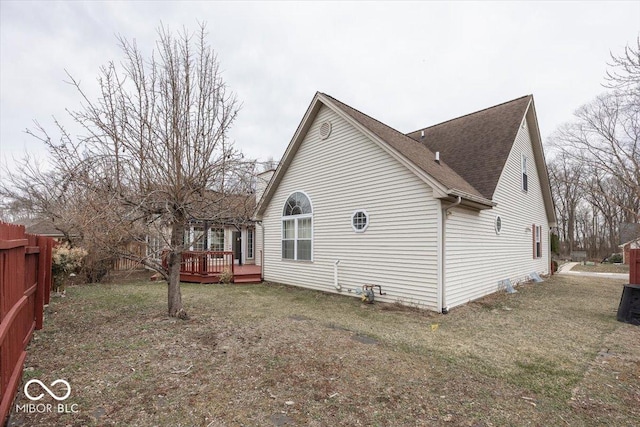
[262,106,440,309]
[444,111,550,309]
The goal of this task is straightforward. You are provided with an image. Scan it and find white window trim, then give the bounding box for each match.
[208,228,224,252]
[246,228,254,260]
[281,191,314,262]
[186,225,206,251]
[535,225,542,258]
[351,209,370,233]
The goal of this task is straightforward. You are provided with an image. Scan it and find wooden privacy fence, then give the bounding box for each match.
[0,222,53,424]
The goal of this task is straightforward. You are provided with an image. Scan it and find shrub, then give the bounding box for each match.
[80,249,114,283]
[218,267,233,284]
[607,253,623,264]
[550,233,560,255]
[52,243,88,291]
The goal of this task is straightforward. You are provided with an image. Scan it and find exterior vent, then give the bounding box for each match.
[319,121,332,139]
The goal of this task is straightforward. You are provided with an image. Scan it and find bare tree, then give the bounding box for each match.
[550,39,639,229]
[548,152,583,255]
[605,36,640,98]
[1,24,241,319]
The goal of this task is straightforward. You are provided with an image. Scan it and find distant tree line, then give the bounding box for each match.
[547,37,639,260]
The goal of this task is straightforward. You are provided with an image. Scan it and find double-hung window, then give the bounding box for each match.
[208,228,224,252]
[184,225,206,251]
[533,224,542,258]
[282,192,313,261]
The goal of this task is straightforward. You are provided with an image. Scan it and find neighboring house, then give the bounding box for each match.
[25,220,73,241]
[620,238,640,265]
[147,192,258,266]
[254,92,556,312]
[183,193,257,266]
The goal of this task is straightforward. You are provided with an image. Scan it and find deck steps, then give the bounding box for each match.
[233,274,262,284]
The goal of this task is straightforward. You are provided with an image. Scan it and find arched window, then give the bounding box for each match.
[283,191,312,216]
[282,192,313,261]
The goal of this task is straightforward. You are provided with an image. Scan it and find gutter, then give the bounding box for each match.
[447,189,495,208]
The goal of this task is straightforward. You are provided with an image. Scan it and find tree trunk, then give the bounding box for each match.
[168,221,189,320]
[567,207,575,254]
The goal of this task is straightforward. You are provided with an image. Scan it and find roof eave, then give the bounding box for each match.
[525,98,558,227]
[316,93,453,198]
[446,189,496,210]
[255,93,325,218]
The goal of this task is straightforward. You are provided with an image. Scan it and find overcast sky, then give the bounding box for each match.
[1,1,639,175]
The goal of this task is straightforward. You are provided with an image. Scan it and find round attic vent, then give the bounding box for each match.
[319,121,332,139]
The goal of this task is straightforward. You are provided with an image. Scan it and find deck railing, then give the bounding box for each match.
[181,251,234,276]
[162,250,234,276]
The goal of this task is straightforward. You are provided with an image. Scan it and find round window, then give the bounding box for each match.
[495,215,502,234]
[352,210,369,232]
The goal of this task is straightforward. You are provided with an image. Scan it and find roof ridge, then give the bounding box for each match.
[406,94,531,135]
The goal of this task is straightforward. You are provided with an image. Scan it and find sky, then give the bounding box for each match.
[1,1,639,176]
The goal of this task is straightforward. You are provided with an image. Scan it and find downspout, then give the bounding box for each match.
[334,260,342,291]
[548,226,553,275]
[440,196,461,313]
[255,220,264,281]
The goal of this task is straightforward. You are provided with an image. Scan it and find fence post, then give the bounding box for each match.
[35,236,47,330]
[631,249,640,285]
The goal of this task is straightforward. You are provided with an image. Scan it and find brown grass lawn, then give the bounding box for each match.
[7,274,640,427]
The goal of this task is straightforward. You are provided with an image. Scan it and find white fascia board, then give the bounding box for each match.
[447,189,495,209]
[255,93,324,218]
[526,99,558,227]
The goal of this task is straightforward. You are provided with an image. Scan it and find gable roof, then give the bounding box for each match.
[322,93,487,201]
[256,92,555,225]
[406,95,532,200]
[25,220,66,237]
[619,236,640,248]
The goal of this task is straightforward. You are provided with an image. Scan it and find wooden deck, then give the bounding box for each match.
[171,251,262,284]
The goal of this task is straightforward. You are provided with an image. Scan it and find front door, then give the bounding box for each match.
[233,231,242,265]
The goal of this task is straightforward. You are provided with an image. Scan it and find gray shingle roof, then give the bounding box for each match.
[25,220,67,237]
[322,93,487,200]
[406,95,532,199]
[256,92,539,217]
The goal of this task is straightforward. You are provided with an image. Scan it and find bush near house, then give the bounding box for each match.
[604,253,623,264]
[51,243,87,291]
